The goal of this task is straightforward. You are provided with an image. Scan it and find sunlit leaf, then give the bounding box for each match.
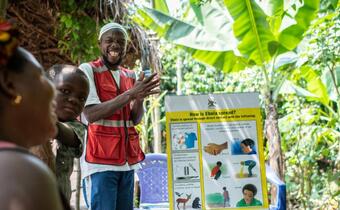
[224,0,276,65]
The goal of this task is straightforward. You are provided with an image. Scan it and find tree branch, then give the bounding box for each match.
[8,6,58,43]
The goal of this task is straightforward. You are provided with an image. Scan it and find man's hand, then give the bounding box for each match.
[129,72,160,100]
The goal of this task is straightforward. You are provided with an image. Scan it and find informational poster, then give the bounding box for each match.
[165,93,268,210]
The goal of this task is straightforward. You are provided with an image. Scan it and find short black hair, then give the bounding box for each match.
[241,138,255,147]
[242,184,257,196]
[47,64,87,82]
[217,161,222,166]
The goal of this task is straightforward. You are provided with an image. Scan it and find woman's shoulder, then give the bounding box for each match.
[0,151,63,210]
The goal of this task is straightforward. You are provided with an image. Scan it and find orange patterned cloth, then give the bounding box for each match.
[0,19,19,66]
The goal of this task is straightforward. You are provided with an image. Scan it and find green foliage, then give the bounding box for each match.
[279,94,339,209]
[277,4,340,208]
[278,0,319,51]
[152,0,169,14]
[58,0,99,63]
[225,0,277,65]
[134,2,248,73]
[160,45,226,94]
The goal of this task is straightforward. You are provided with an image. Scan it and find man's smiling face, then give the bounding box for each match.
[100,29,127,66]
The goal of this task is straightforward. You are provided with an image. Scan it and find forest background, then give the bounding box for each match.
[1,0,339,209]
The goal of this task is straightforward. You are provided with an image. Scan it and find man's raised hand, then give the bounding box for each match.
[129,72,160,100]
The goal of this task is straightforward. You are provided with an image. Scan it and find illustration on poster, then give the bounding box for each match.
[192,197,201,209]
[210,161,222,180]
[223,187,231,207]
[173,132,198,150]
[240,160,257,177]
[232,138,257,155]
[175,164,199,180]
[236,184,262,207]
[204,141,228,156]
[176,193,192,210]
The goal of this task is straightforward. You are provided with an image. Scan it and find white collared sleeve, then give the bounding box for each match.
[79,63,101,107]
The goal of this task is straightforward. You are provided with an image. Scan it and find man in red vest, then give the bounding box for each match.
[79,22,160,210]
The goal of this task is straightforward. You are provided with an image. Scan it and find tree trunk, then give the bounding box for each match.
[151,95,162,153]
[265,102,284,179]
[265,99,284,205]
[176,56,183,95]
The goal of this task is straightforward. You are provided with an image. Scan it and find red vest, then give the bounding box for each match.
[85,59,145,165]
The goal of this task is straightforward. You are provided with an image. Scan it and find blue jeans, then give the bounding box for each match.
[83,170,134,210]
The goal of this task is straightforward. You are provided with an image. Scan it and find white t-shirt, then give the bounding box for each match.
[79,63,140,179]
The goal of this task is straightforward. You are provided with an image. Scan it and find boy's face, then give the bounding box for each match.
[55,72,89,121]
[241,143,252,153]
[100,30,127,66]
[243,189,254,204]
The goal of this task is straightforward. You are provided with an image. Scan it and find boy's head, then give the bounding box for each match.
[240,138,255,154]
[242,184,257,204]
[47,64,89,122]
[98,23,128,67]
[216,161,222,167]
[223,187,226,191]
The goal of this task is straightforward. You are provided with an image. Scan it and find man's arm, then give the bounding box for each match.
[84,91,134,123]
[84,72,160,123]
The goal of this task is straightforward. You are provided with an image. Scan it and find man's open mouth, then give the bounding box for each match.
[109,50,120,57]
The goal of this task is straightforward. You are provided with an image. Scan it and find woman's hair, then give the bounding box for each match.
[242,183,257,196]
[241,138,255,147]
[0,19,26,73]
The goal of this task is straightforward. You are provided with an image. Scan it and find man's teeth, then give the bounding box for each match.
[109,51,119,56]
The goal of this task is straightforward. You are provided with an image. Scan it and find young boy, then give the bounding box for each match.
[29,64,89,203]
[48,64,89,201]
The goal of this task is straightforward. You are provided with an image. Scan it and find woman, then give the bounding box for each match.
[0,19,65,210]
